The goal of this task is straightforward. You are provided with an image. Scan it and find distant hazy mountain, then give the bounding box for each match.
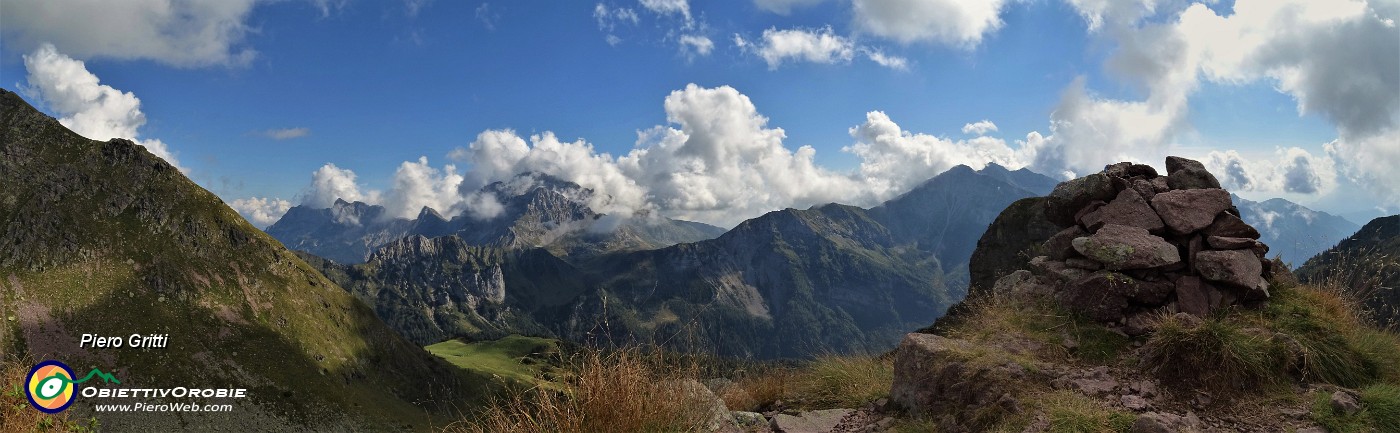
[1297,215,1400,325]
[1231,194,1360,267]
[307,164,1058,358]
[0,88,485,430]
[871,164,1057,274]
[267,173,725,263]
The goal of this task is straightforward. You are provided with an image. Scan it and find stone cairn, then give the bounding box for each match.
[998,156,1273,334]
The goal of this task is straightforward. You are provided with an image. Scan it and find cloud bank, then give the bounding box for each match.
[1036,0,1398,203]
[301,84,1046,227]
[1,0,260,67]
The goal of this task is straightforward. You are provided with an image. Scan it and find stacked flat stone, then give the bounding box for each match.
[1001,156,1272,334]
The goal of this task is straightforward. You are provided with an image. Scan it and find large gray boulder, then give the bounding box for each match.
[1195,249,1264,289]
[673,379,739,433]
[1045,173,1118,227]
[1165,156,1222,190]
[1087,188,1166,232]
[1071,224,1181,270]
[891,333,1030,426]
[1174,276,1219,317]
[1059,271,1172,321]
[1044,225,1088,261]
[770,409,852,433]
[1204,212,1261,239]
[1150,189,1232,235]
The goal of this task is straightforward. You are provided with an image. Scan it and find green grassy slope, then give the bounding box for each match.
[0,88,495,431]
[426,336,560,387]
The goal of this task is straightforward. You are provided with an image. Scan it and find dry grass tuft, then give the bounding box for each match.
[447,347,718,433]
[1301,246,1400,329]
[790,355,894,409]
[721,366,792,412]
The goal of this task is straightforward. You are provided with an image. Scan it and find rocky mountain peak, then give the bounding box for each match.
[417,205,447,222]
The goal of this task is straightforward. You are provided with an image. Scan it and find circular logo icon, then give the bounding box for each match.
[26,360,77,413]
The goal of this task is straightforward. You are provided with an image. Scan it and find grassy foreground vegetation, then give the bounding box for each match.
[926,272,1400,432]
[445,348,717,433]
[436,274,1398,432]
[432,338,899,432]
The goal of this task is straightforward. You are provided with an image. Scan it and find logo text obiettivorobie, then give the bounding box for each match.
[24,333,250,414]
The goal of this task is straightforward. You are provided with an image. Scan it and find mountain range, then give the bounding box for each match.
[295,164,1057,358]
[1232,194,1360,267]
[274,156,1365,359]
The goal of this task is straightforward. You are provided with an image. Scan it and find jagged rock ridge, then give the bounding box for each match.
[267,172,726,264]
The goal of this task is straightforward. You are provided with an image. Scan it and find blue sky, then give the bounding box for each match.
[2,0,1397,227]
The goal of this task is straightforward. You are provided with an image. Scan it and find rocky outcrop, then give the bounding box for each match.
[980,157,1276,330]
[967,197,1061,295]
[890,333,1034,431]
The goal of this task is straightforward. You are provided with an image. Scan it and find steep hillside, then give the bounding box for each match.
[267,173,725,264]
[0,88,488,431]
[1297,215,1400,325]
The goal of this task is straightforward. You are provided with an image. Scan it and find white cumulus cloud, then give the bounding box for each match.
[639,0,692,22]
[847,111,1038,195]
[852,0,1007,47]
[21,44,186,172]
[1325,128,1400,207]
[1065,0,1165,32]
[862,49,910,70]
[739,27,856,69]
[680,34,715,57]
[961,120,998,135]
[1,0,260,67]
[230,197,292,228]
[1026,0,1397,198]
[616,84,870,225]
[1205,148,1338,195]
[452,130,648,219]
[297,158,470,220]
[383,157,466,219]
[301,163,380,209]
